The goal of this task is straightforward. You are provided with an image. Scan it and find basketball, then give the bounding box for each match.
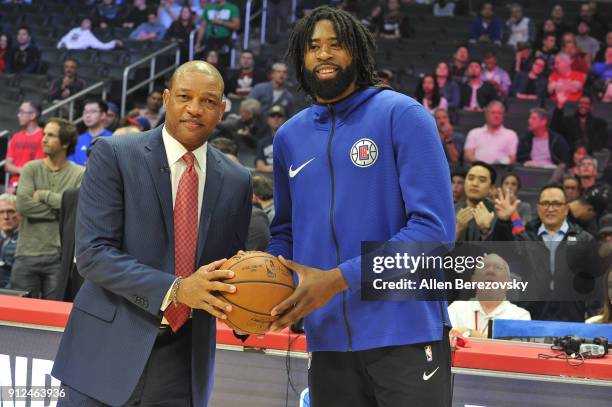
[217,251,295,334]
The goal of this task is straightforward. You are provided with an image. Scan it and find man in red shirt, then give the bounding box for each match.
[548,52,586,102]
[4,101,45,191]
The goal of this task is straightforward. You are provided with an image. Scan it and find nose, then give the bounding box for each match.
[316,46,333,60]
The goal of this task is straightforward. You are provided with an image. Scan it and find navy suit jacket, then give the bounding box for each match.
[52,127,252,406]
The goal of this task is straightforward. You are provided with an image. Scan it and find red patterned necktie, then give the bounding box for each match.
[164,152,199,332]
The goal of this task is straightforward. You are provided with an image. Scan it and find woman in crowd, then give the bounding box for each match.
[586,269,611,324]
[415,74,448,113]
[500,173,532,223]
[0,33,10,73]
[511,57,548,100]
[435,62,461,110]
[165,6,195,63]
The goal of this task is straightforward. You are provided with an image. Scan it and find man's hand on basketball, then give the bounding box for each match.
[176,258,236,320]
[269,256,348,332]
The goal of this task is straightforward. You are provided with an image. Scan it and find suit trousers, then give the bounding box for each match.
[58,321,193,407]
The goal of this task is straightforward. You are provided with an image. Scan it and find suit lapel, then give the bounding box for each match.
[197,147,224,264]
[144,128,173,240]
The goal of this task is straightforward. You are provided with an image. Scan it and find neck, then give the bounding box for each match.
[24,123,39,134]
[260,199,273,209]
[467,197,482,208]
[478,299,504,313]
[545,222,563,234]
[88,125,105,136]
[271,80,283,90]
[242,66,253,73]
[437,76,447,86]
[315,82,358,105]
[44,154,68,170]
[581,176,596,188]
[487,124,501,132]
[533,128,548,138]
[528,70,538,78]
[471,77,481,86]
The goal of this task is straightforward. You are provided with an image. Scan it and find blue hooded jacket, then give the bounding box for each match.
[268,87,455,352]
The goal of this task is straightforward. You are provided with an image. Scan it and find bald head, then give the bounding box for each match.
[169,61,225,95]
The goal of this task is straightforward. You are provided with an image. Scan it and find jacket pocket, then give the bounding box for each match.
[73,283,117,322]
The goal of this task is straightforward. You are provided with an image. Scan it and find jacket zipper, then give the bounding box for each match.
[327,105,353,351]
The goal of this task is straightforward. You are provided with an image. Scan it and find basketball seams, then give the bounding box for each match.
[230,281,295,289]
[218,293,288,316]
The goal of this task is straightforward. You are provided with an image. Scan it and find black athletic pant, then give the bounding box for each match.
[308,328,452,407]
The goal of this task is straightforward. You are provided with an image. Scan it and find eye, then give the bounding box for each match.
[309,43,320,51]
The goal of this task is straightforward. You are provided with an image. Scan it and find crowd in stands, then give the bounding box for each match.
[0,0,611,337]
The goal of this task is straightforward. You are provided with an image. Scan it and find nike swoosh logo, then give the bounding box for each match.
[288,158,315,178]
[422,366,439,381]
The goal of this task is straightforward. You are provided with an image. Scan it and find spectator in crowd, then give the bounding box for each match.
[0,194,21,289]
[435,62,461,110]
[535,19,558,51]
[360,3,382,33]
[517,108,569,168]
[194,0,240,58]
[157,0,181,29]
[565,142,588,178]
[448,253,531,339]
[547,53,586,103]
[250,62,295,117]
[595,31,612,62]
[455,161,497,241]
[481,51,511,98]
[464,101,518,165]
[247,200,270,251]
[121,0,149,29]
[68,100,112,166]
[226,50,267,98]
[586,269,611,324]
[511,57,548,100]
[534,33,557,72]
[91,0,123,29]
[209,136,239,162]
[577,1,608,42]
[551,94,608,153]
[165,6,195,60]
[133,90,163,129]
[5,101,45,191]
[214,97,265,156]
[57,17,123,50]
[129,9,167,41]
[266,0,291,44]
[0,33,10,73]
[500,173,532,223]
[550,4,572,41]
[255,105,286,173]
[451,169,466,205]
[4,26,39,74]
[576,20,600,62]
[203,49,226,82]
[47,58,87,102]
[12,118,84,300]
[415,74,448,112]
[434,108,464,164]
[592,46,612,80]
[253,175,275,223]
[461,59,500,111]
[561,33,591,74]
[433,0,455,17]
[102,101,120,133]
[568,185,608,237]
[450,45,469,83]
[493,184,597,322]
[563,175,582,202]
[374,0,412,40]
[512,42,532,74]
[504,3,535,48]
[469,2,502,45]
[577,156,599,191]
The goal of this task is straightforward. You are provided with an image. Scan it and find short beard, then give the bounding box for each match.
[303,62,357,102]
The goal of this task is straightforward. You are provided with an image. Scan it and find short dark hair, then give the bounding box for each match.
[21,100,41,117]
[501,173,522,190]
[468,58,482,66]
[17,26,31,36]
[83,99,108,113]
[285,6,378,99]
[241,49,255,57]
[253,175,273,201]
[209,137,238,156]
[451,168,467,179]
[469,161,496,184]
[539,183,567,201]
[543,32,556,40]
[483,51,497,59]
[45,117,78,156]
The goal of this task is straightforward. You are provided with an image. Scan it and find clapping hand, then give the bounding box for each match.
[494,188,520,221]
[473,201,494,230]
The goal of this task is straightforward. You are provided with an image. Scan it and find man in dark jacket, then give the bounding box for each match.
[517,108,569,167]
[550,95,608,153]
[4,26,40,74]
[493,184,601,322]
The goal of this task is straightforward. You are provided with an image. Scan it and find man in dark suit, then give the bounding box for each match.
[52,61,252,406]
[58,187,82,301]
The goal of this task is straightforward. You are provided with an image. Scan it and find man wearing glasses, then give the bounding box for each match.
[493,184,598,322]
[68,99,112,166]
[4,101,45,192]
[0,193,21,288]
